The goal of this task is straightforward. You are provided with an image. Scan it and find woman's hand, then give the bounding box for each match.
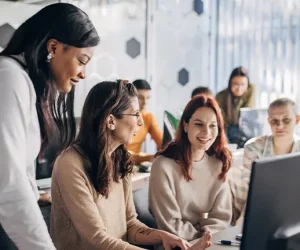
[160,231,191,250]
[189,232,212,250]
[38,193,52,206]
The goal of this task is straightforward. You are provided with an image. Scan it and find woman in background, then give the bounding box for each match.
[231,97,300,224]
[149,94,232,243]
[0,3,99,249]
[216,67,255,143]
[51,80,211,250]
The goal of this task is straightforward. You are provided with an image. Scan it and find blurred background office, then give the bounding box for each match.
[1,0,300,159]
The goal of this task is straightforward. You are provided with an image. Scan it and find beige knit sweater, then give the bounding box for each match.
[50,147,148,250]
[149,154,232,241]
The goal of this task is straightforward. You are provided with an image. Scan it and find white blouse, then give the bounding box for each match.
[0,56,55,249]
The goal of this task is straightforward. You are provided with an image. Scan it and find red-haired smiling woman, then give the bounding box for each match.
[149,94,232,242]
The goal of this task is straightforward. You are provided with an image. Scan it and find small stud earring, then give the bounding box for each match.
[46,53,52,63]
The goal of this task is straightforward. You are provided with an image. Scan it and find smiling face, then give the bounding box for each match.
[268,104,299,138]
[184,107,219,152]
[112,96,144,145]
[47,39,95,93]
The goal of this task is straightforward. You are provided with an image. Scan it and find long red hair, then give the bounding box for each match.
[157,94,232,181]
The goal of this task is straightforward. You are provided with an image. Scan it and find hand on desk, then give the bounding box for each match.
[172,232,212,250]
[189,232,212,250]
[38,193,52,206]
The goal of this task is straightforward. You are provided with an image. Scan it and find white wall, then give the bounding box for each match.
[148,0,217,127]
[76,0,148,117]
[0,2,42,50]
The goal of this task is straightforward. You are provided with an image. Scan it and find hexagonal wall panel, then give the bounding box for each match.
[194,0,204,15]
[178,68,189,86]
[126,38,141,58]
[0,23,15,48]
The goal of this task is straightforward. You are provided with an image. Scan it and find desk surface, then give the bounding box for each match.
[191,226,242,250]
[36,172,150,191]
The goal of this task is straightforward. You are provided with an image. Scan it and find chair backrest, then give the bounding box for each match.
[133,186,156,250]
[133,187,157,229]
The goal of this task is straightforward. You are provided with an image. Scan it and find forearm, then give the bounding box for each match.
[134,227,164,246]
[126,245,147,250]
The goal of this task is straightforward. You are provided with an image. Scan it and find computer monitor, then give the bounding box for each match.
[242,153,300,250]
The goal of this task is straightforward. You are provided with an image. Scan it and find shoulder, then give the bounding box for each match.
[152,155,179,174]
[216,89,227,97]
[53,146,88,178]
[244,135,268,153]
[0,56,34,96]
[248,83,255,93]
[0,56,29,79]
[216,89,228,102]
[143,112,155,122]
[243,83,255,100]
[121,174,132,187]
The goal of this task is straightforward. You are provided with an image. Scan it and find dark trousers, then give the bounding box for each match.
[227,124,239,144]
[0,223,18,250]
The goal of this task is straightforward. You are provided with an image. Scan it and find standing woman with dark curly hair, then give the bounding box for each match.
[0,3,99,249]
[50,80,211,250]
[149,94,232,243]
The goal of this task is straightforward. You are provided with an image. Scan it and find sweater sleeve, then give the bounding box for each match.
[0,68,55,249]
[52,153,130,250]
[148,114,163,150]
[149,159,201,241]
[199,181,232,234]
[123,176,149,244]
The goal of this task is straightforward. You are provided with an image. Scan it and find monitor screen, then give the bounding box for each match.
[242,153,300,250]
[239,108,271,147]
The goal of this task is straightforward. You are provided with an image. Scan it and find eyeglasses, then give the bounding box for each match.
[269,118,292,126]
[116,112,141,118]
[232,83,247,89]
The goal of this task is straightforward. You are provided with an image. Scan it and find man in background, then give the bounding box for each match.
[127,79,163,165]
[191,86,213,98]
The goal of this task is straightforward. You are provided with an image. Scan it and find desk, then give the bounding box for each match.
[36,172,150,193]
[191,226,242,250]
[132,172,150,191]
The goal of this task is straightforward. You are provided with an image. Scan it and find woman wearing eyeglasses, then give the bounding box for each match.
[50,80,211,250]
[216,67,255,144]
[231,97,300,224]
